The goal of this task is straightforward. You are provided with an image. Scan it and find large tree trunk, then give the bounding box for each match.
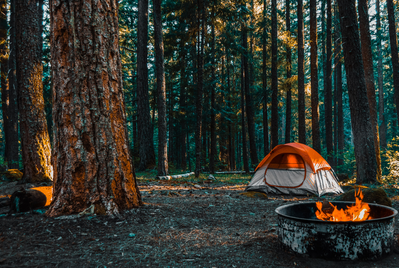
[262,0,269,155]
[137,0,155,171]
[153,0,168,176]
[0,0,9,165]
[47,0,142,217]
[376,0,386,149]
[16,0,52,183]
[195,0,205,177]
[337,0,377,184]
[285,0,291,144]
[310,0,321,153]
[325,0,333,164]
[297,0,306,145]
[358,0,381,181]
[6,0,19,170]
[271,0,278,149]
[387,0,399,126]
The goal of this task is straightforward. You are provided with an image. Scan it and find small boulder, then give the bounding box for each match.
[239,191,268,199]
[334,187,392,207]
[9,189,47,213]
[207,174,215,180]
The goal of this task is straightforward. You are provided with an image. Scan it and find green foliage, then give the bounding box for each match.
[381,137,399,185]
[333,145,356,177]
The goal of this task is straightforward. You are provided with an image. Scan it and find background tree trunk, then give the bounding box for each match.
[271,0,278,149]
[387,0,399,126]
[310,0,321,153]
[16,0,52,183]
[376,0,386,149]
[262,0,269,155]
[179,45,187,170]
[335,5,344,167]
[195,0,205,177]
[246,0,258,167]
[153,0,168,176]
[337,0,377,184]
[241,22,249,173]
[6,0,19,169]
[210,5,216,174]
[285,0,292,144]
[325,0,333,164]
[48,0,142,217]
[137,0,155,171]
[297,0,306,145]
[358,0,381,181]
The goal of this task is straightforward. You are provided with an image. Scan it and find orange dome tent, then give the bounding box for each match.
[246,143,343,196]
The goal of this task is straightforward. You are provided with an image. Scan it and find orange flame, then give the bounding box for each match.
[315,189,373,222]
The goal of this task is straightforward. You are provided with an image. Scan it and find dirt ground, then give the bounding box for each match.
[1,180,399,268]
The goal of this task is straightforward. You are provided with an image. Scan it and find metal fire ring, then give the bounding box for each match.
[275,201,398,260]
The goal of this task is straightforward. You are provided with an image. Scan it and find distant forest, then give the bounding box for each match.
[2,0,399,184]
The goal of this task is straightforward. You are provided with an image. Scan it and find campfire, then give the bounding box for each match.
[315,189,372,222]
[275,194,398,260]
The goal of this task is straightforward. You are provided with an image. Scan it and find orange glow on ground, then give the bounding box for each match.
[316,189,372,222]
[30,186,53,206]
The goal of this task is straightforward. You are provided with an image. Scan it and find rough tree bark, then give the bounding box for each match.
[310,0,321,153]
[47,0,142,216]
[137,0,155,171]
[16,0,52,183]
[0,0,9,165]
[285,0,291,143]
[297,0,306,144]
[376,0,386,149]
[153,0,168,176]
[358,0,381,181]
[271,0,278,149]
[6,0,19,169]
[337,0,377,184]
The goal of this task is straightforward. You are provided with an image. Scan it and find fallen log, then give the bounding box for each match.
[157,172,195,180]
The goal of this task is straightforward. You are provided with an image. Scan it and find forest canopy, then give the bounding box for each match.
[1,0,399,190]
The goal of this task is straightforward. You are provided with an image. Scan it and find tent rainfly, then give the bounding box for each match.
[246,143,343,196]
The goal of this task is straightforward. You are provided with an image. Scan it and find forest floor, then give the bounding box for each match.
[0,173,399,267]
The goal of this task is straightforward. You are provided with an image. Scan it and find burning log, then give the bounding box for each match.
[316,189,372,221]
